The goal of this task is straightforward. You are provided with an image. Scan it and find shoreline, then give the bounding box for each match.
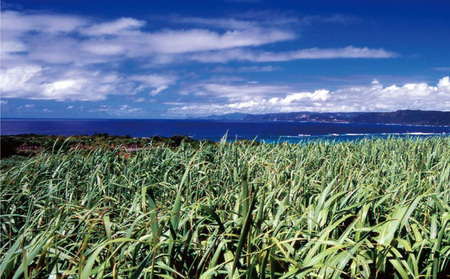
[2,117,450,128]
[2,133,449,160]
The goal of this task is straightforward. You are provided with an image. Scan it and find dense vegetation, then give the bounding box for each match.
[1,137,449,278]
[0,134,199,160]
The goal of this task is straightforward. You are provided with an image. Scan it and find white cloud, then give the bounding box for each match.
[433,67,450,72]
[172,13,356,30]
[130,75,176,96]
[182,83,290,101]
[107,28,294,55]
[1,40,28,53]
[119,105,142,113]
[89,104,143,116]
[438,76,450,88]
[130,74,176,88]
[298,14,359,25]
[1,10,296,69]
[170,14,300,32]
[1,9,390,67]
[1,10,87,34]
[203,83,289,99]
[1,67,111,101]
[0,66,42,92]
[170,77,450,115]
[150,86,169,96]
[185,46,397,63]
[172,17,263,30]
[41,79,88,100]
[285,46,396,59]
[0,9,398,105]
[80,42,125,56]
[82,17,145,36]
[17,104,36,110]
[212,65,281,72]
[63,27,294,59]
[0,66,176,101]
[132,97,146,103]
[1,11,89,65]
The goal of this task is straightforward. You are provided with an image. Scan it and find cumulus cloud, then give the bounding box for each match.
[1,66,118,101]
[0,66,42,92]
[170,77,450,116]
[0,65,175,101]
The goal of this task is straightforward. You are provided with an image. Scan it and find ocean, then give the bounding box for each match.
[1,119,449,143]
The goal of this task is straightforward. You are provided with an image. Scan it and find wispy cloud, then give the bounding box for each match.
[82,17,145,36]
[170,14,298,30]
[88,104,143,116]
[212,65,282,72]
[1,9,390,66]
[169,13,357,39]
[0,8,397,106]
[433,67,450,72]
[185,47,397,63]
[2,10,296,63]
[1,10,87,34]
[129,74,177,88]
[182,83,291,100]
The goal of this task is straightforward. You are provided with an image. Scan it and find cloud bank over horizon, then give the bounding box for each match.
[170,77,450,116]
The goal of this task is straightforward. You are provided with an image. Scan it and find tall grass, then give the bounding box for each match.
[1,137,449,278]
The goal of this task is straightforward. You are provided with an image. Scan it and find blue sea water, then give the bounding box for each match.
[1,119,449,143]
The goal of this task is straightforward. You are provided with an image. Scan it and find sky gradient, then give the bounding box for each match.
[1,0,450,118]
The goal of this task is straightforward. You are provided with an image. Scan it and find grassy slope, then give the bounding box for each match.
[1,138,449,278]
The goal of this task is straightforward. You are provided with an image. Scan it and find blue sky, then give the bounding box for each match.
[1,0,450,118]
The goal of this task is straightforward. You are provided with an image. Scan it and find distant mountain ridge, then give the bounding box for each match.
[201,110,450,126]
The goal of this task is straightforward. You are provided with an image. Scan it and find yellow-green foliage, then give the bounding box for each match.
[1,137,449,278]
